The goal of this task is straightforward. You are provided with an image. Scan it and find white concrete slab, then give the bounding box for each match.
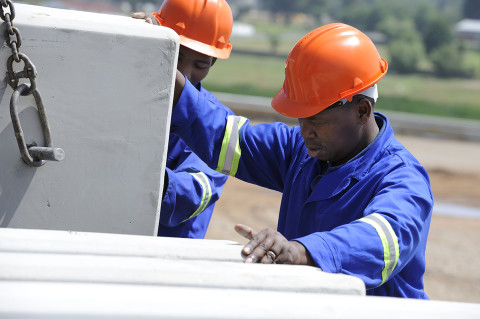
[0,228,365,295]
[2,228,479,318]
[0,4,179,235]
[0,227,244,261]
[0,281,479,319]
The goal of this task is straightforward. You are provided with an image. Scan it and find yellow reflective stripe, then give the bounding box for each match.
[216,116,247,177]
[188,172,212,220]
[360,213,399,285]
[217,116,234,174]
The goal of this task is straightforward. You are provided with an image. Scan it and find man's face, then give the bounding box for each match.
[298,103,363,165]
[177,45,216,86]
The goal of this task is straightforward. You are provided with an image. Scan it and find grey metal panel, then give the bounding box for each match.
[0,4,179,235]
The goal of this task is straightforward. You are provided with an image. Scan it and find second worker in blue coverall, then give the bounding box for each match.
[133,0,234,238]
[169,23,434,298]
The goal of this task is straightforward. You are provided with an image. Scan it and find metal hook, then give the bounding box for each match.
[10,83,64,167]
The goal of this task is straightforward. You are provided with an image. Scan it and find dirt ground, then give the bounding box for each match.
[205,134,480,304]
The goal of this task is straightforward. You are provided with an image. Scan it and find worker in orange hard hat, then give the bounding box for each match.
[169,23,433,299]
[134,0,232,85]
[133,0,235,238]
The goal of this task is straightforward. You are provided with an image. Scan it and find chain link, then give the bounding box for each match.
[1,0,36,90]
[1,0,64,166]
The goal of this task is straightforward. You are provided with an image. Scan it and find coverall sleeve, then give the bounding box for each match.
[171,78,298,191]
[295,165,433,291]
[160,143,228,227]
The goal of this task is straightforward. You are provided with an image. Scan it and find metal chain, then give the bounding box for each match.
[1,0,64,166]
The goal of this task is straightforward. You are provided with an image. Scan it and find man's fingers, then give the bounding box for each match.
[132,12,156,25]
[131,12,147,19]
[235,227,280,264]
[235,224,259,262]
[234,224,256,240]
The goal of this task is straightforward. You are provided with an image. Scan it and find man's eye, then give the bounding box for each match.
[195,63,208,69]
[310,120,326,126]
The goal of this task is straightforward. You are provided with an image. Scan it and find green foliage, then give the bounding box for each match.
[422,15,454,54]
[377,19,426,74]
[377,18,417,42]
[335,2,378,31]
[430,42,473,78]
[337,0,415,31]
[387,38,426,73]
[464,50,480,78]
[413,2,439,33]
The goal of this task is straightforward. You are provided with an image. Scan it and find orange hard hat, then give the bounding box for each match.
[271,23,388,118]
[152,0,233,59]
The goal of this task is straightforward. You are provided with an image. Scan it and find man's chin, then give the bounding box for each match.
[307,149,325,160]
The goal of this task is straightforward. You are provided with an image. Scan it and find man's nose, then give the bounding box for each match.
[299,120,315,138]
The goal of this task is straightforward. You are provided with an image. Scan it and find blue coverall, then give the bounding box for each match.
[171,78,434,298]
[158,82,232,238]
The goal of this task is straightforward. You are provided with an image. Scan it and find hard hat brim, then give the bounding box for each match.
[180,36,231,60]
[271,89,325,119]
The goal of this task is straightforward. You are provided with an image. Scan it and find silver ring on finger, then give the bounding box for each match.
[266,250,277,263]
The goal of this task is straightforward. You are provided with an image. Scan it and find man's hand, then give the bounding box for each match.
[132,12,159,25]
[132,12,184,106]
[234,224,315,266]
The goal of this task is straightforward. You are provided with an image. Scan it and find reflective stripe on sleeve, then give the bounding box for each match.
[187,172,212,220]
[216,115,247,176]
[359,213,399,285]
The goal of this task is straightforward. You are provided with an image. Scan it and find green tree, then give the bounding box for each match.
[412,2,438,34]
[378,19,425,73]
[388,38,425,73]
[422,15,453,54]
[430,42,472,78]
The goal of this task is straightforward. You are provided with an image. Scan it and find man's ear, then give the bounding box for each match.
[211,58,217,67]
[357,98,373,124]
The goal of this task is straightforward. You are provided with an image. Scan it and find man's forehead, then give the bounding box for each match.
[179,46,212,62]
[303,107,337,120]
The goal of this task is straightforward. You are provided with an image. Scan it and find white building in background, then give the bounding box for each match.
[455,19,480,48]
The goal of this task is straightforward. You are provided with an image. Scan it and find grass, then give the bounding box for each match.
[204,52,480,120]
[205,52,285,97]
